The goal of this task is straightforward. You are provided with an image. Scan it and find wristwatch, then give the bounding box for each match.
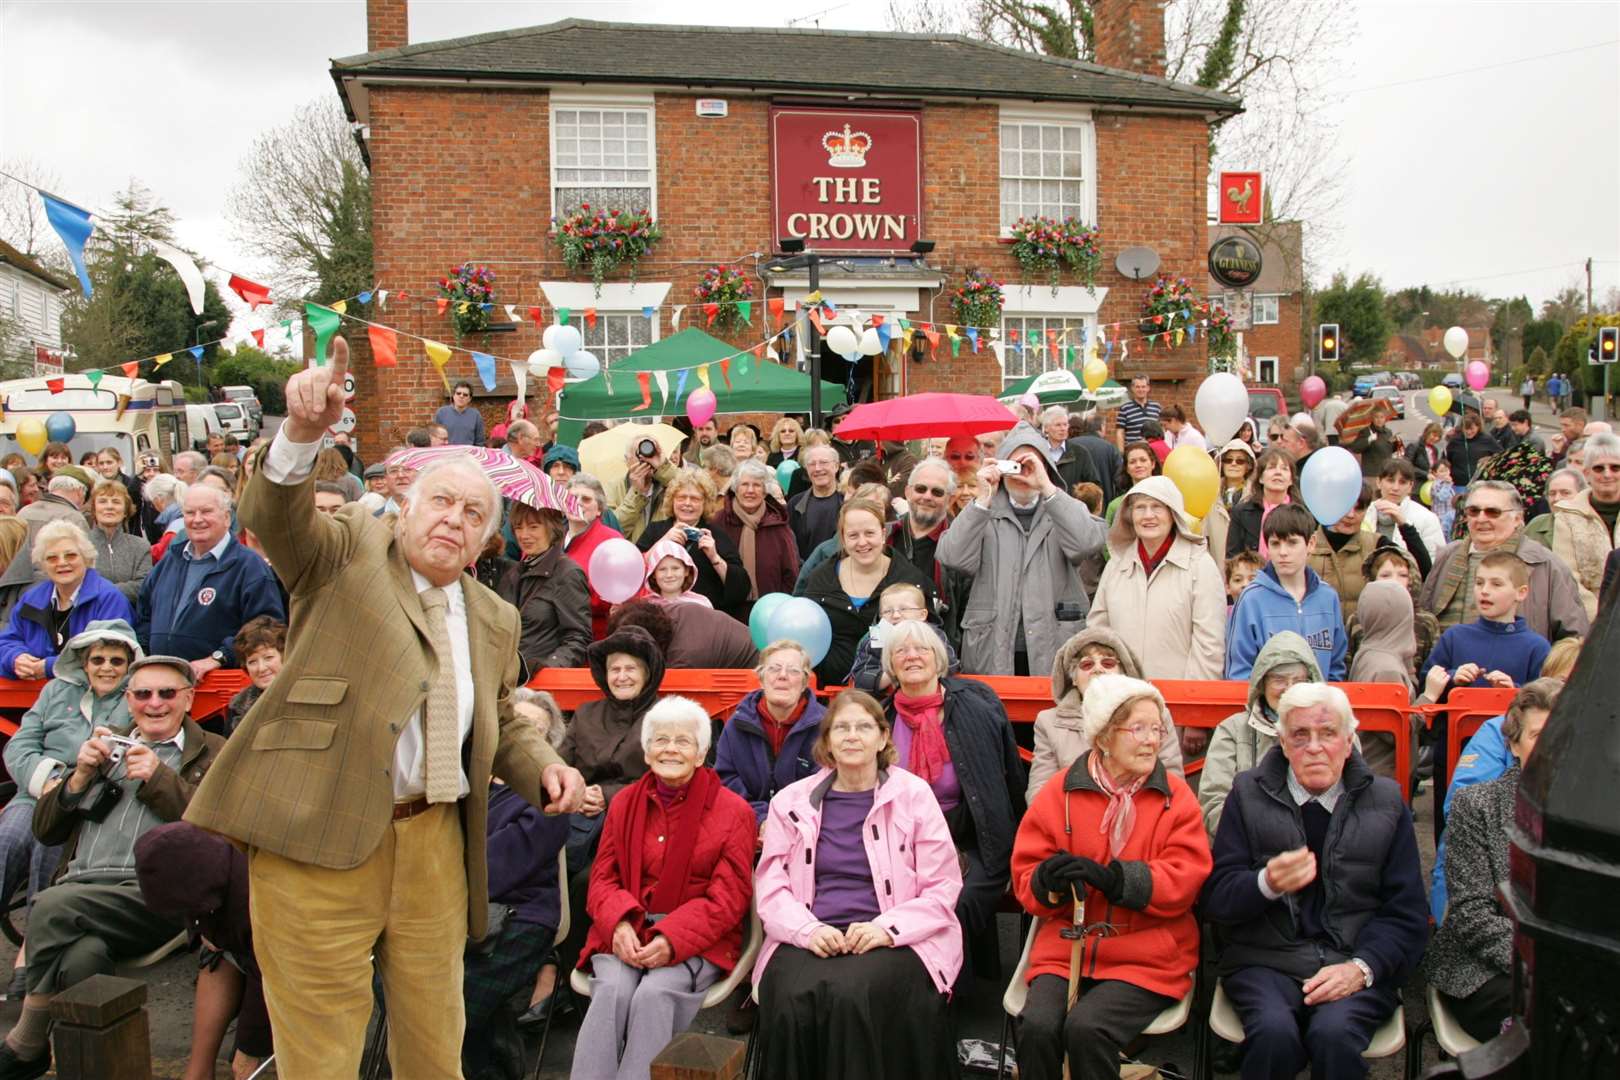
[210,650,226,665]
[1349,957,1374,988]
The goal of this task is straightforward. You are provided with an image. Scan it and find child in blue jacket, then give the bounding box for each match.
[1225,503,1347,681]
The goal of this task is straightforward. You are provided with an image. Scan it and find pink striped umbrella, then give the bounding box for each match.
[385,446,579,515]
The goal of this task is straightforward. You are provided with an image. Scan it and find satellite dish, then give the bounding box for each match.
[1115,246,1161,281]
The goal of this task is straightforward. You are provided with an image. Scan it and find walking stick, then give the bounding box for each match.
[1061,889,1087,1080]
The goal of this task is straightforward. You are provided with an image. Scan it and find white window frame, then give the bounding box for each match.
[1252,294,1281,325]
[1255,356,1279,384]
[996,104,1098,236]
[549,91,658,221]
[536,282,670,369]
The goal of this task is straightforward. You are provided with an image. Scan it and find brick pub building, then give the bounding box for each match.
[338,0,1239,448]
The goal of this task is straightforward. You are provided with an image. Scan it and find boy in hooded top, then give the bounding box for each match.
[1224,504,1347,682]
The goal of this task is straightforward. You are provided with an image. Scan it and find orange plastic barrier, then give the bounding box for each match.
[528,668,762,719]
[1420,686,1517,791]
[0,669,250,736]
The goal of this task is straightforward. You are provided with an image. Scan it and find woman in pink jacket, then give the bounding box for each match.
[752,689,964,1079]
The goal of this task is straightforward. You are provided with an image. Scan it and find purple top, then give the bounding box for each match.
[811,789,881,926]
[891,718,962,811]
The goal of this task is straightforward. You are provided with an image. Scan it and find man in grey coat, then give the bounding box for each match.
[937,423,1106,676]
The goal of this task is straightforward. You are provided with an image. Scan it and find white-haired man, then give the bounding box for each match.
[1549,430,1620,617]
[1201,683,1427,1080]
[185,336,584,1079]
[133,481,283,676]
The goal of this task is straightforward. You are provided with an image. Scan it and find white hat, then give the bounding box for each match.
[1079,673,1171,745]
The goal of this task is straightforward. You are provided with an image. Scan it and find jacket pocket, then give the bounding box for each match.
[252,718,337,752]
[284,677,349,706]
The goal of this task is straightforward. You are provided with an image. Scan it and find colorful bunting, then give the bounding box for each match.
[703,303,719,326]
[305,302,342,363]
[149,238,206,315]
[227,274,272,310]
[121,362,139,378]
[642,306,656,321]
[251,329,265,348]
[40,192,95,298]
[695,364,711,389]
[632,371,652,412]
[424,340,452,390]
[737,301,752,326]
[528,306,543,327]
[436,298,450,316]
[368,325,398,367]
[472,351,497,391]
[719,358,732,389]
[46,377,65,394]
[557,307,571,325]
[359,290,374,304]
[189,345,205,362]
[154,354,172,368]
[768,298,784,324]
[331,299,348,315]
[674,369,689,401]
[547,366,566,398]
[86,370,103,389]
[584,307,598,328]
[671,305,684,331]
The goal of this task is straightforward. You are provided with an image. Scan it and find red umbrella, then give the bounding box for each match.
[386,446,578,515]
[831,393,1019,442]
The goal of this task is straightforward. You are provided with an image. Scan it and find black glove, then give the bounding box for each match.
[1032,853,1087,900]
[1073,857,1126,905]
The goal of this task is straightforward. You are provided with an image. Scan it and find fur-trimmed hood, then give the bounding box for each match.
[1048,626,1145,719]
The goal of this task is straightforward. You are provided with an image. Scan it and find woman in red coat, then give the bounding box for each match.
[711,460,801,623]
[1011,674,1212,1080]
[572,695,756,1080]
[563,474,625,641]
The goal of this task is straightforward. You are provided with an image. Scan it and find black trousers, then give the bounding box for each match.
[1018,974,1176,1080]
[1441,975,1513,1044]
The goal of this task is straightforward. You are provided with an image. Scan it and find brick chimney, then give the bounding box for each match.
[368,0,408,52]
[1092,0,1167,78]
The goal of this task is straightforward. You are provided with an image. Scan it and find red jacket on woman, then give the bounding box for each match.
[581,767,757,973]
[564,517,625,640]
[1011,752,1211,999]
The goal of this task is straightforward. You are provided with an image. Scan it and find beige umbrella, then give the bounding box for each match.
[578,421,688,481]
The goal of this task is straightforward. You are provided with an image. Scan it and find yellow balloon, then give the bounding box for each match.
[1082,358,1108,392]
[1163,445,1219,519]
[15,417,46,457]
[1428,385,1453,418]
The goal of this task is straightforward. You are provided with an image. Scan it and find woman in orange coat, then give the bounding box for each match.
[1010,674,1212,1080]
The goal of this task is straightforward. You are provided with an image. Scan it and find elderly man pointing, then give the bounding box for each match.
[185,337,585,1079]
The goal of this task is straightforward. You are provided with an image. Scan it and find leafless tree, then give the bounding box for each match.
[0,156,72,273]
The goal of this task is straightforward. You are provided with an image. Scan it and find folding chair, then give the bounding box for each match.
[568,906,763,1011]
[1202,979,1405,1080]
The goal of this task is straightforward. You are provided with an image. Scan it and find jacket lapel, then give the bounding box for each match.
[387,543,434,647]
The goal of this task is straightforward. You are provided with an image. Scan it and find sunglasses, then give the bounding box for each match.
[129,687,187,701]
[1221,455,1250,465]
[86,656,129,668]
[1463,505,1508,519]
[911,484,947,499]
[1590,463,1620,475]
[1075,656,1120,673]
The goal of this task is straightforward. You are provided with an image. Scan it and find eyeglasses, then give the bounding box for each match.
[129,687,185,701]
[1221,455,1250,466]
[879,604,926,619]
[1114,723,1163,742]
[760,664,806,678]
[1464,505,1509,519]
[86,656,129,668]
[911,484,947,499]
[1590,463,1620,475]
[1075,656,1120,673]
[649,734,698,751]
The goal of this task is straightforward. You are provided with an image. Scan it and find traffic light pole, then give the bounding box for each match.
[807,254,822,431]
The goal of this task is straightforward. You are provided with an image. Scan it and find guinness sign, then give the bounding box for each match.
[1208,234,1263,289]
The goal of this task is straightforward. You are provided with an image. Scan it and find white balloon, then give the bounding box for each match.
[858,328,883,356]
[527,347,563,377]
[825,325,858,356]
[566,349,600,381]
[543,324,583,357]
[1443,326,1469,360]
[1194,372,1249,445]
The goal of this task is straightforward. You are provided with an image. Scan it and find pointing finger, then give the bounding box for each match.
[329,335,350,378]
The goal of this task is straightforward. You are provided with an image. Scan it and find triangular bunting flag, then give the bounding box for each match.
[737,301,752,326]
[436,298,450,316]
[375,289,388,309]
[642,306,656,321]
[510,360,527,407]
[584,307,597,328]
[154,354,172,368]
[965,327,979,353]
[528,306,543,327]
[547,366,566,399]
[472,352,498,391]
[46,377,65,394]
[695,364,711,389]
[719,358,732,389]
[950,335,962,357]
[368,325,398,367]
[633,371,652,411]
[768,297,784,324]
[504,305,518,324]
[359,290,374,304]
[251,329,265,348]
[189,345,205,361]
[149,238,206,315]
[40,192,95,298]
[332,300,348,315]
[675,369,689,400]
[305,302,341,363]
[227,274,271,310]
[877,322,892,350]
[86,370,103,389]
[557,307,571,325]
[653,371,669,405]
[424,340,452,390]
[671,305,684,331]
[457,302,471,314]
[703,303,718,326]
[122,362,140,378]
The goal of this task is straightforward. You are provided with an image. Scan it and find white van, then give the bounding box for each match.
[0,374,192,467]
[185,403,225,450]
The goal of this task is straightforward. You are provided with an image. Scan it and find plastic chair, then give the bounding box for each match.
[1405,983,1483,1076]
[124,929,190,968]
[1204,979,1406,1078]
[569,906,763,1011]
[997,920,1194,1080]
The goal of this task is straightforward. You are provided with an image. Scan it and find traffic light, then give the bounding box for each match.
[1318,323,1340,363]
[1601,326,1619,364]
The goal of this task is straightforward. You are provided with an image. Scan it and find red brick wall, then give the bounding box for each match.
[357,85,1213,447]
[1240,294,1305,389]
[1092,0,1168,78]
[367,0,406,51]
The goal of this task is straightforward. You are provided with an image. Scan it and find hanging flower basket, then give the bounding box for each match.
[951,269,1005,331]
[554,204,663,296]
[1009,216,1102,293]
[437,263,495,338]
[1205,302,1236,362]
[1139,275,1205,346]
[693,266,755,335]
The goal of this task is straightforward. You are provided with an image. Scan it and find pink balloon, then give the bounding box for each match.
[686,387,718,427]
[1465,360,1490,390]
[1299,375,1327,409]
[587,538,646,604]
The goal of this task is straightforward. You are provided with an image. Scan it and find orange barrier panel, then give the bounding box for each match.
[528,668,762,719]
[1420,687,1516,793]
[0,670,250,733]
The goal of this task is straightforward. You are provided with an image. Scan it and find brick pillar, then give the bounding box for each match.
[1092,0,1167,77]
[368,0,408,52]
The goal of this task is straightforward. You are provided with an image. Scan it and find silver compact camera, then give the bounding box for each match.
[102,735,142,766]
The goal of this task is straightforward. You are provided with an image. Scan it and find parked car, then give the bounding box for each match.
[1393,371,1421,390]
[220,385,263,435]
[1371,384,1405,420]
[1247,387,1288,422]
[1352,374,1379,397]
[1442,372,1464,390]
[212,401,254,440]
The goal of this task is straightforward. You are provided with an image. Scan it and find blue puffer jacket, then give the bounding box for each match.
[1429,716,1513,920]
[714,689,826,824]
[134,539,285,663]
[0,571,134,679]
[1224,564,1347,681]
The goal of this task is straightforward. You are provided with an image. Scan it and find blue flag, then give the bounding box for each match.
[472,351,497,391]
[41,192,95,297]
[876,322,892,350]
[358,290,373,304]
[642,306,656,321]
[674,368,689,401]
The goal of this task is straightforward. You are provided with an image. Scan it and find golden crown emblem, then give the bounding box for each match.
[821,124,873,168]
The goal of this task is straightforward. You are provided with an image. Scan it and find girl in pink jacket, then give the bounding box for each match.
[752,689,964,1079]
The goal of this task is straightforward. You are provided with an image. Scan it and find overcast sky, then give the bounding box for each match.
[2,0,1615,325]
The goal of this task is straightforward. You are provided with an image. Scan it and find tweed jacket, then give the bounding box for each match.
[185,451,562,939]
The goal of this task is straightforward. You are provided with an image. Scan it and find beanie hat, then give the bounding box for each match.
[1079,673,1171,746]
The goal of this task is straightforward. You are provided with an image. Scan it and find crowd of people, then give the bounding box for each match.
[0,350,1609,1080]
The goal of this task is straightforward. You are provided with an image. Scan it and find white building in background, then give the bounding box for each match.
[0,239,71,375]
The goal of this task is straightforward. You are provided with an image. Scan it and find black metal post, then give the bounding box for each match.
[807,253,822,430]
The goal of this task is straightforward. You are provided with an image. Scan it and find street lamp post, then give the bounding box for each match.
[192,320,220,395]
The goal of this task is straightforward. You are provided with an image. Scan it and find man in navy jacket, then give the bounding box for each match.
[1201,682,1427,1080]
[135,485,284,677]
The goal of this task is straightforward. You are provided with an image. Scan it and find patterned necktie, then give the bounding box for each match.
[418,587,462,803]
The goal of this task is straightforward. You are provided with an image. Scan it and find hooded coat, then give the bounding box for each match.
[3,619,142,806]
[1346,543,1439,681]
[1548,488,1620,618]
[795,549,936,688]
[1027,627,1184,803]
[1089,476,1227,682]
[639,538,713,608]
[936,423,1107,676]
[1198,632,1323,838]
[636,518,751,617]
[496,543,592,676]
[0,569,134,679]
[1347,580,1417,779]
[560,625,667,805]
[1226,564,1347,681]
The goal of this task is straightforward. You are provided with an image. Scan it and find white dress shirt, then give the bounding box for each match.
[262,430,475,799]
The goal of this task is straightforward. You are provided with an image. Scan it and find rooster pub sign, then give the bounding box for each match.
[771,106,923,253]
[1218,171,1262,225]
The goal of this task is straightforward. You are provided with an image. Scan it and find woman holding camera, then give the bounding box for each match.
[635,468,751,619]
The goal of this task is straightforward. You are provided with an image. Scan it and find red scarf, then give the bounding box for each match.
[613,767,721,931]
[894,688,949,785]
[1136,533,1175,578]
[1087,750,1148,860]
[760,694,809,760]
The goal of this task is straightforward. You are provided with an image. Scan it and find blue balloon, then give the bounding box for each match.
[1299,446,1362,525]
[45,411,76,444]
[749,592,791,650]
[765,596,833,667]
[775,458,800,492]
